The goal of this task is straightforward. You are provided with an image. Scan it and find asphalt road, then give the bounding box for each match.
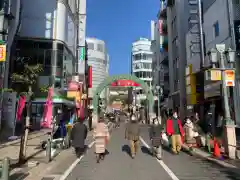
[47,123,239,180]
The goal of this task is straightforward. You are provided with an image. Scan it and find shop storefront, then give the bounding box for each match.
[9,38,76,130]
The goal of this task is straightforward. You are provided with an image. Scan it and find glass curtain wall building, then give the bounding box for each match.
[8,0,78,129]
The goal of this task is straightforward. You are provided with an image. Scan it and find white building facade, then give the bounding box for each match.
[131,38,153,102]
[86,37,109,100]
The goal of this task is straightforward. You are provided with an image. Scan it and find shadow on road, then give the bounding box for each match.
[121,144,131,157]
[141,146,153,156]
[219,167,240,180]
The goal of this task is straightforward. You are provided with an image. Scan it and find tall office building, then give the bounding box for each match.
[151,1,169,104]
[0,0,80,132]
[86,37,109,101]
[131,38,153,104]
[166,0,189,117]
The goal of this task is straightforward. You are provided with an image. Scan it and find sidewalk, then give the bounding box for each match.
[162,138,240,176]
[12,122,114,180]
[0,129,49,167]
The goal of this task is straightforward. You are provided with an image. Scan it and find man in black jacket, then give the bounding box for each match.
[71,117,88,158]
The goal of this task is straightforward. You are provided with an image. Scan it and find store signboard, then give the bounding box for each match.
[0,45,6,62]
[79,47,85,61]
[2,92,17,129]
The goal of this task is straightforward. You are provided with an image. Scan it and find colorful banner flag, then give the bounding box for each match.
[88,66,92,88]
[41,88,53,128]
[16,95,26,121]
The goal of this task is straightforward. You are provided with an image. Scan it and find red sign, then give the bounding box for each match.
[88,66,92,88]
[111,80,140,87]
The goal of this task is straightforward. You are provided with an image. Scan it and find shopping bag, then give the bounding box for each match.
[193,132,199,137]
[161,132,169,146]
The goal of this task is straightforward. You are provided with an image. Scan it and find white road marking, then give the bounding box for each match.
[59,141,95,180]
[140,136,180,180]
[59,122,112,180]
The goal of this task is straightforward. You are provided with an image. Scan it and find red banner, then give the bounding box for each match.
[111,80,140,87]
[16,95,26,121]
[88,66,92,88]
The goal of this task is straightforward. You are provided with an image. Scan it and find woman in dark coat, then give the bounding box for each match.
[149,118,163,159]
[70,117,88,158]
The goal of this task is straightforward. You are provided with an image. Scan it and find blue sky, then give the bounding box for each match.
[86,0,159,75]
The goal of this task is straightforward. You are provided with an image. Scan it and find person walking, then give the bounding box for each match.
[115,112,120,128]
[149,118,163,159]
[183,116,199,153]
[125,114,140,159]
[70,116,88,158]
[93,113,110,163]
[166,111,184,154]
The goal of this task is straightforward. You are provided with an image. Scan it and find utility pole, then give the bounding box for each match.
[0,0,11,130]
[0,0,6,131]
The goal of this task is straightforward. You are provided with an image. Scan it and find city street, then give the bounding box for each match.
[48,124,238,180]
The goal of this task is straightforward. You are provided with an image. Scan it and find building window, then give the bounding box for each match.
[97,44,104,52]
[234,0,240,4]
[213,21,219,37]
[87,43,94,50]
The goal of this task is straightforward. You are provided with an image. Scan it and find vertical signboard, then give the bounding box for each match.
[0,45,6,62]
[2,92,17,129]
[88,66,92,88]
[79,47,85,61]
[224,69,235,87]
[158,20,163,52]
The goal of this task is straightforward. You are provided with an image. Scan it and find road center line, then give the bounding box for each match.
[139,136,180,180]
[59,122,112,180]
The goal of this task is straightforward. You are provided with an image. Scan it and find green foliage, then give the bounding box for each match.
[0,88,14,92]
[11,64,43,85]
[40,86,51,93]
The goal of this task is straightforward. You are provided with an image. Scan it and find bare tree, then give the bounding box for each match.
[11,64,43,163]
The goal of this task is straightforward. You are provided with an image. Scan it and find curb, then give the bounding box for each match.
[0,130,48,148]
[162,139,240,173]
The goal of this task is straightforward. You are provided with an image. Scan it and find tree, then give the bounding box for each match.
[11,64,43,163]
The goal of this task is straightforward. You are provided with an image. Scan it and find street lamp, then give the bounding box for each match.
[207,44,236,159]
[207,48,218,64]
[225,48,235,63]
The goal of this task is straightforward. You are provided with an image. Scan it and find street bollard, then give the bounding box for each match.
[46,138,52,162]
[1,157,10,180]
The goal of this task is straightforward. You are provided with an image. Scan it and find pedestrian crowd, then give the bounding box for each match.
[69,105,203,163]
